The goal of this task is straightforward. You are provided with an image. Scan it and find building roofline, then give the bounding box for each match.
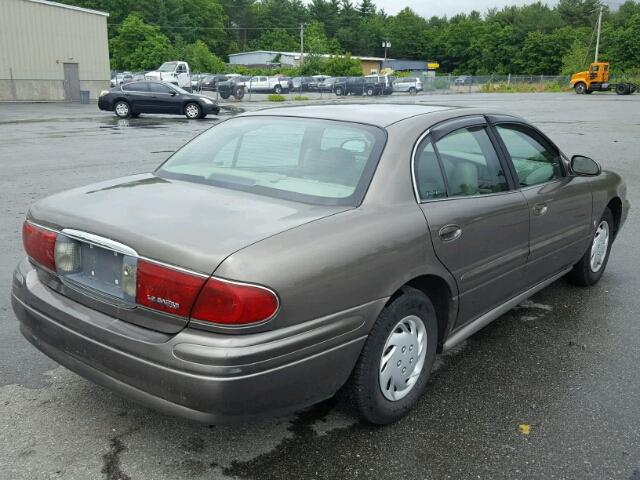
[228,50,390,62]
[23,0,109,16]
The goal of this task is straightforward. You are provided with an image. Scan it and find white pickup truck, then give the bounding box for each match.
[145,61,191,90]
[246,76,291,93]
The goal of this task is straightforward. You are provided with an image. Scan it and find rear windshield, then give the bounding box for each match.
[157,116,386,206]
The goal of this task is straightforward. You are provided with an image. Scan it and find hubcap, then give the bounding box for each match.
[186,104,199,118]
[379,315,427,401]
[115,103,128,116]
[590,220,610,272]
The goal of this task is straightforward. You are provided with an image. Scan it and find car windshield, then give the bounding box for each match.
[157,116,386,206]
[158,62,178,72]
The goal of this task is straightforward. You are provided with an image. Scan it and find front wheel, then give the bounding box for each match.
[274,85,282,94]
[616,83,629,95]
[184,102,202,119]
[335,86,343,96]
[366,86,375,96]
[567,208,614,286]
[348,287,438,424]
[114,100,131,118]
[408,87,417,96]
[234,87,245,100]
[574,82,586,94]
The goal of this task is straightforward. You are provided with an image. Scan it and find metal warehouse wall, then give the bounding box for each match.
[0,0,110,101]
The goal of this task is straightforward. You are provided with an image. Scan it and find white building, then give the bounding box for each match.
[0,0,111,101]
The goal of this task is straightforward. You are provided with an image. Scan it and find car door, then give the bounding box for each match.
[121,82,151,112]
[147,82,180,113]
[413,116,530,326]
[489,117,593,283]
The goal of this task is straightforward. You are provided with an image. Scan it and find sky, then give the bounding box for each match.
[373,0,557,18]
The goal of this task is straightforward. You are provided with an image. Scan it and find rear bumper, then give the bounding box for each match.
[11,259,379,423]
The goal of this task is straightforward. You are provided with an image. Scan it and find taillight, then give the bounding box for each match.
[23,222,57,271]
[191,278,278,326]
[136,260,206,317]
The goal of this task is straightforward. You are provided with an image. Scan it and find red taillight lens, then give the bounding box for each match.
[136,260,206,317]
[23,222,57,271]
[191,278,278,326]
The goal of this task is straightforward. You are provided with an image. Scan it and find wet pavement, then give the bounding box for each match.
[1,93,639,479]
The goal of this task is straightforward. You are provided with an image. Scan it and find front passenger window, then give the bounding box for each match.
[435,127,508,197]
[496,125,562,187]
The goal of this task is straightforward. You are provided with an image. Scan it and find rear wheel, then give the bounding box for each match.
[567,208,614,286]
[234,87,245,100]
[574,82,586,94]
[184,102,202,119]
[366,86,375,96]
[409,87,417,95]
[274,85,282,94]
[348,287,438,424]
[616,83,629,95]
[335,86,343,96]
[114,100,131,118]
[219,91,230,100]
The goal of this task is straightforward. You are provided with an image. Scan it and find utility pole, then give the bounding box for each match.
[594,5,603,62]
[300,23,305,66]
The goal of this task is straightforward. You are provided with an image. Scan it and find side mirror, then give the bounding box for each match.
[571,155,601,176]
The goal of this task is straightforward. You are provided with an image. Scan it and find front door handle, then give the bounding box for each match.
[533,203,548,216]
[439,224,462,242]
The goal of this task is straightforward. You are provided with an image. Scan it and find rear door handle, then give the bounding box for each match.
[533,203,548,216]
[439,224,462,242]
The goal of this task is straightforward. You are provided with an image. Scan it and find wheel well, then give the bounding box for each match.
[389,275,453,353]
[607,197,622,236]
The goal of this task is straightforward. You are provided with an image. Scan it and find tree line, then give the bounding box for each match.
[60,0,640,76]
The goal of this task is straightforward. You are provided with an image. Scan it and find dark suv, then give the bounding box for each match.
[334,77,365,96]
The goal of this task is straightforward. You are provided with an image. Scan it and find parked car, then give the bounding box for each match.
[243,76,289,94]
[198,74,229,92]
[292,76,318,92]
[454,75,472,86]
[110,71,132,88]
[12,104,628,425]
[217,76,248,100]
[333,76,365,95]
[318,77,346,92]
[393,76,423,94]
[98,81,219,119]
[190,73,210,90]
[364,75,395,95]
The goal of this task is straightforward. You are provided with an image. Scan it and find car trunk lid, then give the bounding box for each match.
[28,174,348,333]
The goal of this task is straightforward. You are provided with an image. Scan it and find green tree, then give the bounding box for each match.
[253,28,300,52]
[182,40,227,73]
[561,39,591,75]
[557,0,601,27]
[109,14,175,70]
[305,21,341,54]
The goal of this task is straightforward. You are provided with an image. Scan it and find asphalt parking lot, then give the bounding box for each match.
[1,93,639,480]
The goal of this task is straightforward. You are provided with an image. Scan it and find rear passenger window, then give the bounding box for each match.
[496,124,562,187]
[122,82,147,92]
[435,127,508,197]
[414,141,447,200]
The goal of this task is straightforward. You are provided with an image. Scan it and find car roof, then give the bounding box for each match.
[239,103,462,128]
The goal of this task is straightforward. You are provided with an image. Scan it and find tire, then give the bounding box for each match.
[348,287,438,425]
[114,100,131,118]
[274,85,282,94]
[234,87,245,100]
[219,91,230,100]
[616,83,629,95]
[574,82,586,94]
[408,87,417,96]
[335,86,343,96]
[184,102,201,119]
[567,208,614,286]
[366,86,375,96]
